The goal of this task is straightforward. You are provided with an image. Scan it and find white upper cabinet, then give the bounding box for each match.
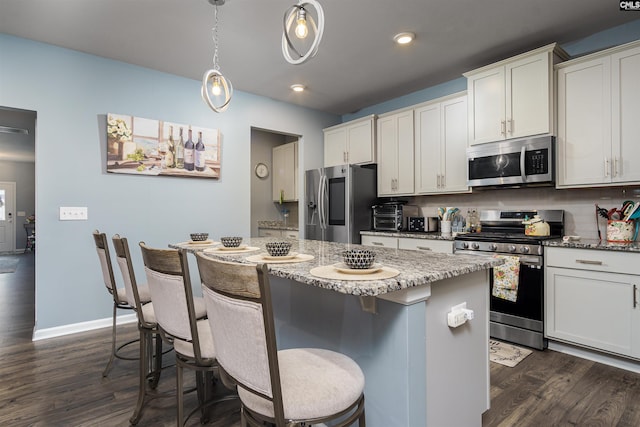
[415,93,469,194]
[272,141,298,202]
[377,109,414,196]
[556,40,640,188]
[323,115,376,167]
[464,43,568,146]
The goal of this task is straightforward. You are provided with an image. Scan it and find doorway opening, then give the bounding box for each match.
[0,106,36,340]
[250,128,301,238]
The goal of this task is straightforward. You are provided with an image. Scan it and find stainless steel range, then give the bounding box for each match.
[454,210,564,350]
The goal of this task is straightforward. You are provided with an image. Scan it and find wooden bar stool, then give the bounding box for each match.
[196,254,366,427]
[139,243,237,426]
[92,230,142,377]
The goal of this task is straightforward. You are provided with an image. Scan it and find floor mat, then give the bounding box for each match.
[0,257,20,274]
[489,339,532,367]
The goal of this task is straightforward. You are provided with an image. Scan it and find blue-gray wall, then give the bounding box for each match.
[0,34,338,331]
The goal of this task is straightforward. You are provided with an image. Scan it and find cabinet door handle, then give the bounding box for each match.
[500,120,506,136]
[372,242,384,246]
[613,157,618,177]
[634,284,637,309]
[604,157,609,177]
[441,174,445,188]
[416,246,432,251]
[507,119,513,134]
[575,259,603,265]
[437,174,441,188]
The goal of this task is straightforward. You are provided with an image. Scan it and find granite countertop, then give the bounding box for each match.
[544,238,640,253]
[171,237,502,297]
[361,230,456,241]
[257,220,299,231]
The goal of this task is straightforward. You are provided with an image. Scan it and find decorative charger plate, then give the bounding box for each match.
[245,253,314,264]
[204,246,261,254]
[176,240,218,246]
[216,244,247,251]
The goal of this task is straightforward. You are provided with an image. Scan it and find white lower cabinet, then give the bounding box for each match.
[258,229,299,238]
[361,235,398,249]
[361,235,453,254]
[398,237,453,254]
[545,247,640,359]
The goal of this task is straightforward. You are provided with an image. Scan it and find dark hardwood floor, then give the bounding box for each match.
[1,253,640,426]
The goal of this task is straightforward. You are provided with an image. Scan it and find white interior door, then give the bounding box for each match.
[0,182,16,253]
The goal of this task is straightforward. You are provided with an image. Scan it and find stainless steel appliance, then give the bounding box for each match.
[453,209,564,350]
[372,202,419,231]
[467,135,554,188]
[305,164,377,244]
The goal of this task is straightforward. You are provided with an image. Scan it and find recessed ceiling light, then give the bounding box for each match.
[290,84,305,92]
[393,32,415,45]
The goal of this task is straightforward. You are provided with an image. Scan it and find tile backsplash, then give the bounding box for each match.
[410,186,640,240]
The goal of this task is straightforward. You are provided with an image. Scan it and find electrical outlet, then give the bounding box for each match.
[59,206,88,221]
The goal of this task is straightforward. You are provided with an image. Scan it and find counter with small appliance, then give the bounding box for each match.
[371,201,420,231]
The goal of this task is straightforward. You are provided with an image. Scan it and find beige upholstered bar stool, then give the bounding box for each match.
[196,254,366,427]
[112,234,172,425]
[92,230,146,377]
[139,243,236,426]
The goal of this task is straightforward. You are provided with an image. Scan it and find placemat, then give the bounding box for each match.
[310,264,400,281]
[203,246,261,254]
[245,253,315,264]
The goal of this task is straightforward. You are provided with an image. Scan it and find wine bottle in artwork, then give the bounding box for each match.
[175,127,185,169]
[165,125,175,168]
[195,131,206,172]
[184,127,195,171]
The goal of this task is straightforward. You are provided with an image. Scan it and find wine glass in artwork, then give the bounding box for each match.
[158,138,168,170]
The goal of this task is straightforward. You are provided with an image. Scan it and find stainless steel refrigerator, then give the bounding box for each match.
[305,164,377,244]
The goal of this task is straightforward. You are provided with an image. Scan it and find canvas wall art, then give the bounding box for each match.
[106,113,221,179]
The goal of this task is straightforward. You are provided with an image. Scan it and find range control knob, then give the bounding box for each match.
[508,245,517,253]
[462,242,469,249]
[521,246,530,254]
[471,242,480,250]
[488,244,498,251]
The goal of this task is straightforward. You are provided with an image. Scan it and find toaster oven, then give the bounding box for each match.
[372,203,419,231]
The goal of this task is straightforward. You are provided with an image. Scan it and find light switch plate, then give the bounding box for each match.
[59,206,88,221]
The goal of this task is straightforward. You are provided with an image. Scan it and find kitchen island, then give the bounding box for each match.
[173,238,503,427]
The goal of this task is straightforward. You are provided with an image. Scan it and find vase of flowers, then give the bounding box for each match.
[107,116,135,160]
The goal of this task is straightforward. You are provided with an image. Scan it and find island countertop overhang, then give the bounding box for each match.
[173,238,503,297]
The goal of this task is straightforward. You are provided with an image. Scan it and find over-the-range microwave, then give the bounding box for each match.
[466,135,554,188]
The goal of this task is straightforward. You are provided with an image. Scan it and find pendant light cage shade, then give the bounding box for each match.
[202,0,232,113]
[282,0,324,65]
[201,70,233,113]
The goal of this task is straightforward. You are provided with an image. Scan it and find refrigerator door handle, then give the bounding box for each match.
[318,173,326,230]
[321,174,329,230]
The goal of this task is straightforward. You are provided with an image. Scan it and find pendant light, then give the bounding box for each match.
[282,0,324,65]
[201,0,233,113]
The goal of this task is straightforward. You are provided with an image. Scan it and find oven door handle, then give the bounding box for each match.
[520,257,543,268]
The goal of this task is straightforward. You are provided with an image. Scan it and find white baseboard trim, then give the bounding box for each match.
[548,340,640,374]
[32,313,137,341]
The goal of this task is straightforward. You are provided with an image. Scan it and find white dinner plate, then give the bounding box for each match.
[333,263,383,275]
[261,252,298,261]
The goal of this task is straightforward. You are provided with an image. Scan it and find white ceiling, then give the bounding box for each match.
[1,0,638,117]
